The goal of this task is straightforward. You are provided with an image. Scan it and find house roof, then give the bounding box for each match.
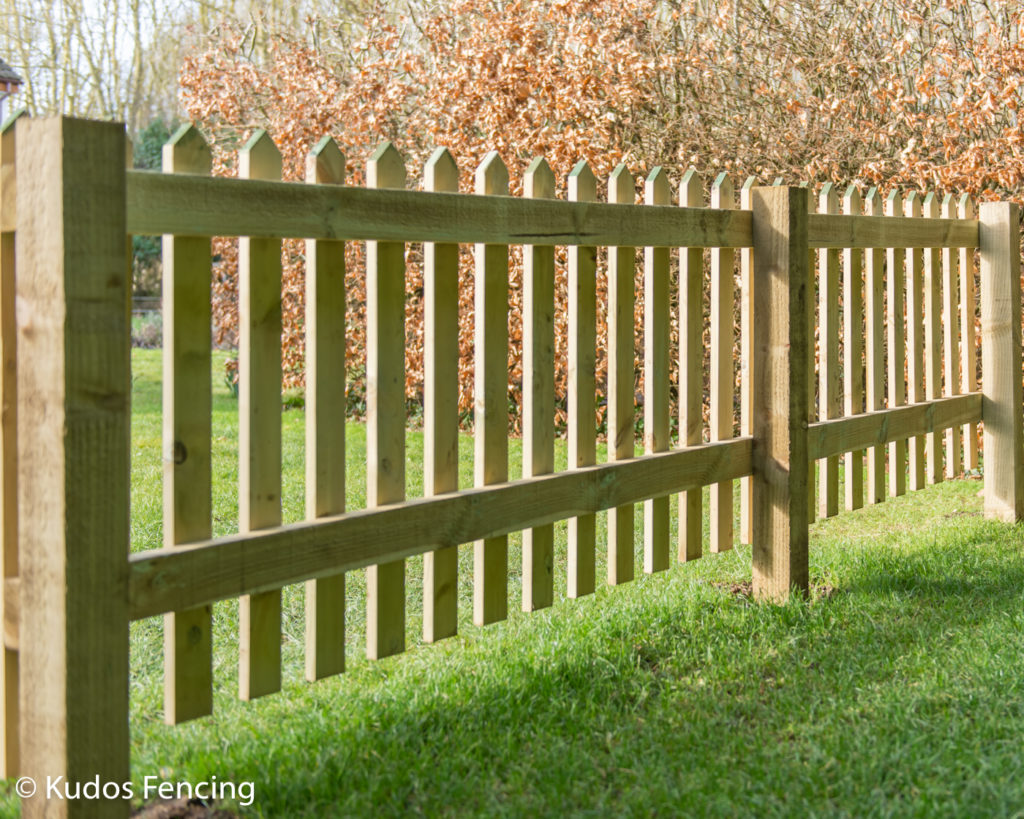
[0,58,22,86]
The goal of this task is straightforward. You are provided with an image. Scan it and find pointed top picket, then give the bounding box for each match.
[306,136,345,186]
[958,192,975,219]
[0,107,25,136]
[904,189,922,218]
[368,141,405,189]
[163,124,210,175]
[923,191,939,218]
[567,159,596,203]
[865,186,882,216]
[843,183,861,213]
[645,166,670,206]
[608,163,633,205]
[885,188,902,215]
[424,147,458,193]
[679,167,702,208]
[739,175,757,209]
[941,192,955,219]
[240,129,280,181]
[819,181,838,213]
[525,157,555,200]
[475,150,508,196]
[711,171,733,208]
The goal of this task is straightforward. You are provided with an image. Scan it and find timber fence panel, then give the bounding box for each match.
[739,175,757,545]
[864,188,886,503]
[905,192,926,491]
[366,142,408,658]
[941,193,962,478]
[474,151,510,624]
[799,181,816,526]
[522,157,556,611]
[606,164,636,586]
[842,184,864,512]
[924,192,943,485]
[818,183,841,518]
[566,160,597,597]
[304,136,347,678]
[710,172,735,553]
[237,130,284,701]
[959,195,979,471]
[0,108,20,777]
[678,168,704,563]
[643,167,671,574]
[423,147,461,641]
[161,125,214,721]
[886,190,907,497]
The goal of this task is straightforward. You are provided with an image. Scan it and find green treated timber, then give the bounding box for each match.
[128,437,754,620]
[124,171,980,249]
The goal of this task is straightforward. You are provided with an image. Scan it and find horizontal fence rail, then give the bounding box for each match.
[128,437,754,620]
[119,170,981,248]
[4,116,1023,818]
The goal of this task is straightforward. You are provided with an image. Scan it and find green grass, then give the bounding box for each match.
[3,348,1024,817]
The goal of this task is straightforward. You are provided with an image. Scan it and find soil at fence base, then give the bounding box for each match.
[132,798,240,818]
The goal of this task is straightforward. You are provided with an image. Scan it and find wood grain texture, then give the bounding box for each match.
[751,185,810,602]
[0,108,19,777]
[739,176,756,545]
[808,393,981,461]
[126,170,750,246]
[710,173,735,553]
[923,193,943,485]
[304,136,347,679]
[129,437,754,620]
[842,185,864,511]
[904,192,926,491]
[126,170,979,249]
[474,151,510,623]
[366,142,407,658]
[959,195,979,471]
[17,116,131,818]
[864,188,886,503]
[678,169,704,562]
[886,190,907,497]
[522,157,556,610]
[606,164,635,586]
[643,167,671,573]
[979,201,1024,522]
[161,125,214,722]
[566,160,597,597]
[422,147,460,640]
[941,194,962,478]
[818,184,840,517]
[237,130,283,701]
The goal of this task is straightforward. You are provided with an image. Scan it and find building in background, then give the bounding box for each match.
[0,58,23,123]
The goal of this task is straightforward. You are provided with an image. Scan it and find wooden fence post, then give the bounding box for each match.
[0,107,22,779]
[979,201,1024,522]
[17,116,131,816]
[751,185,810,602]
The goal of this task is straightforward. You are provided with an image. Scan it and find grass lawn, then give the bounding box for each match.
[3,347,1024,817]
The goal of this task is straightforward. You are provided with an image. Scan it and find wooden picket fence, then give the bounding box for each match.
[0,115,1021,817]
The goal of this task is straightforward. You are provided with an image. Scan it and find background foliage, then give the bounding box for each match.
[171,0,1024,433]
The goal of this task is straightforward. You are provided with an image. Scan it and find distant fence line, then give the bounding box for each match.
[1,115,1021,817]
